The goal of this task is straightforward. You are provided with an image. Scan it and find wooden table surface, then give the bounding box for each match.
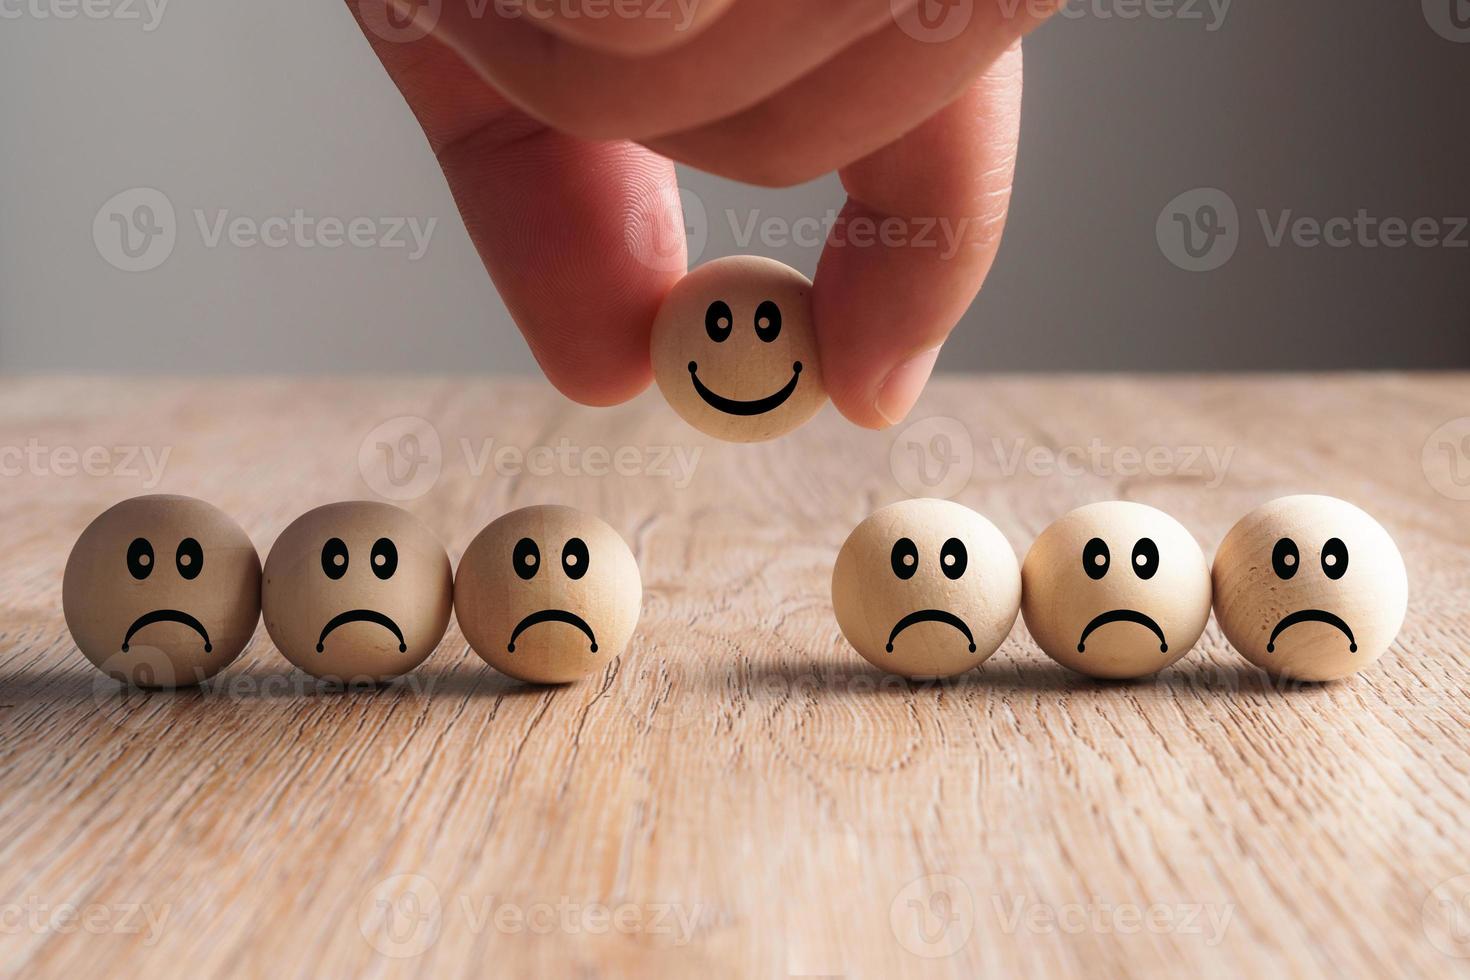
[1,374,1468,978]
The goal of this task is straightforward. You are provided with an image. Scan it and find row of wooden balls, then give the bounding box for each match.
[62,493,1406,690]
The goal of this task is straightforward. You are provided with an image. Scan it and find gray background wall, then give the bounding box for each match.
[1,0,1466,374]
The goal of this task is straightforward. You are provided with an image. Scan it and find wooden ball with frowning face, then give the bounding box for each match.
[1021,502,1211,680]
[63,495,261,688]
[831,499,1021,678]
[651,255,826,442]
[455,505,642,684]
[262,502,452,682]
[1213,495,1407,682]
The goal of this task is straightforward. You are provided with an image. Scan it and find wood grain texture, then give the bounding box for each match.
[0,374,1468,978]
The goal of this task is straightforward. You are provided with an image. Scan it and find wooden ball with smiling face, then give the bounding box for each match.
[262,502,452,683]
[454,505,642,684]
[831,499,1021,679]
[63,495,261,688]
[1022,502,1211,680]
[651,255,826,443]
[1213,495,1407,682]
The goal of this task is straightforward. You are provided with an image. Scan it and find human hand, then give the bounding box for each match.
[349,0,1057,427]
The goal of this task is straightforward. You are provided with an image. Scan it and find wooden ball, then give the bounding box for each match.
[1213,494,1407,682]
[262,502,452,682]
[832,499,1020,678]
[62,495,260,688]
[455,505,642,684]
[1021,502,1211,680]
[651,255,826,442]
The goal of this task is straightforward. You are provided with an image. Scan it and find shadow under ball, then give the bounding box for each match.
[263,501,452,683]
[651,255,827,443]
[1212,494,1407,682]
[63,494,261,688]
[832,498,1021,679]
[455,505,642,685]
[1021,501,1211,680]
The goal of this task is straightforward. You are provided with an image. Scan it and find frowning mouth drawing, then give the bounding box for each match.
[317,609,406,653]
[886,609,976,654]
[123,609,212,653]
[1267,609,1357,653]
[1077,609,1167,654]
[508,609,598,653]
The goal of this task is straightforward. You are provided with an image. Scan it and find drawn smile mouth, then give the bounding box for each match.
[1267,609,1357,653]
[688,360,802,416]
[122,609,212,653]
[886,609,976,654]
[508,609,598,653]
[1077,609,1168,654]
[317,609,406,653]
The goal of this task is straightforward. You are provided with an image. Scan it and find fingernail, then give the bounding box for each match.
[874,347,941,427]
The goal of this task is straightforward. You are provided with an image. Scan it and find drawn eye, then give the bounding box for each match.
[940,537,967,580]
[127,537,154,580]
[753,300,782,343]
[705,300,733,343]
[1321,537,1349,580]
[1131,537,1159,580]
[1272,537,1299,580]
[891,537,919,580]
[371,537,398,580]
[321,537,349,580]
[176,537,203,580]
[1083,537,1110,580]
[562,537,589,580]
[514,537,540,580]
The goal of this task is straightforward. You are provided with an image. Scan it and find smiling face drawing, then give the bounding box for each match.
[832,499,1021,679]
[455,505,642,685]
[63,495,261,688]
[1022,502,1211,680]
[262,502,452,682]
[651,256,827,443]
[1213,495,1406,682]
